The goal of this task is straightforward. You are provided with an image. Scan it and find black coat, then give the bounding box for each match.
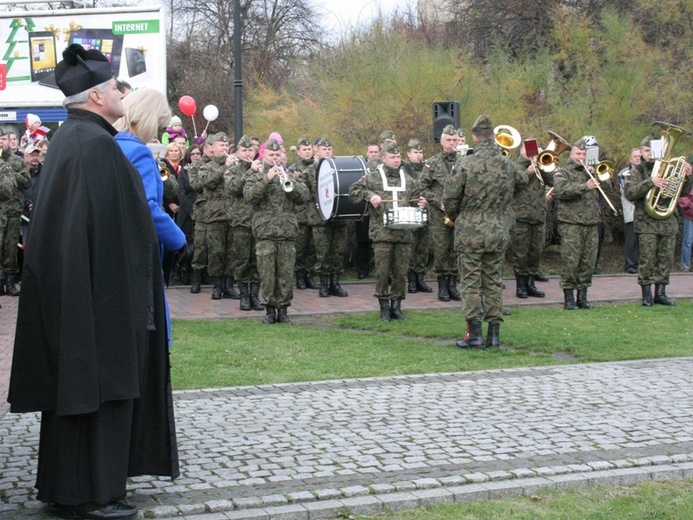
[8,109,178,478]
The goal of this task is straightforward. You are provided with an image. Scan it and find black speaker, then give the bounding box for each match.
[432,101,460,143]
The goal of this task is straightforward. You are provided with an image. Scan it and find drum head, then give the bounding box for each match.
[317,157,337,221]
[316,156,369,221]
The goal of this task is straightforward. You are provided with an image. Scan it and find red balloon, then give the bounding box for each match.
[178,95,197,117]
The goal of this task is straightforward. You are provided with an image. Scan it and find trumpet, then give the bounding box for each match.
[580,160,618,215]
[158,160,171,182]
[273,162,294,192]
[494,125,522,157]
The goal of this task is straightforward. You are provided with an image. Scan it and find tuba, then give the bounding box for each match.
[494,125,521,157]
[645,122,692,219]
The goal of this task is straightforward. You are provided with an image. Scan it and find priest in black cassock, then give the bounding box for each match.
[7,45,178,519]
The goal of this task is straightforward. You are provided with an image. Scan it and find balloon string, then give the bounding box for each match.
[203,120,211,135]
[191,117,198,138]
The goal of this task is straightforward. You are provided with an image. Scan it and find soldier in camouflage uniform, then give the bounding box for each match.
[243,139,309,324]
[189,132,238,300]
[443,115,527,349]
[349,141,426,321]
[227,135,264,311]
[188,140,213,293]
[511,140,553,299]
[420,124,461,302]
[553,139,601,310]
[403,139,432,294]
[303,138,349,297]
[624,136,693,306]
[293,136,318,290]
[0,128,31,296]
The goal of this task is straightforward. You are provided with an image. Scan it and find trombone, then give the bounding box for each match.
[580,160,618,215]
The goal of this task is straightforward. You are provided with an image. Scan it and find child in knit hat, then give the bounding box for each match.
[20,114,50,148]
[161,115,189,146]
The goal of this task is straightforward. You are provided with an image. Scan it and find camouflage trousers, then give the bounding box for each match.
[256,239,295,308]
[373,241,411,300]
[231,225,259,283]
[295,223,316,272]
[205,220,234,278]
[191,221,209,272]
[313,224,347,274]
[637,232,675,286]
[429,223,457,276]
[1,212,21,275]
[408,225,430,273]
[559,223,598,290]
[511,221,545,276]
[458,249,505,323]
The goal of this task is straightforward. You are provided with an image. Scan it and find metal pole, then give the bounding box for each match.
[233,0,243,146]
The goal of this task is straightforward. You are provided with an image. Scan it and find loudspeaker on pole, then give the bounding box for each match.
[432,101,460,143]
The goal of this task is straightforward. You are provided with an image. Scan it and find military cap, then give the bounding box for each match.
[456,128,466,138]
[297,135,311,147]
[382,141,400,155]
[640,136,652,147]
[207,132,229,145]
[313,137,324,145]
[265,139,281,152]
[572,138,587,150]
[441,124,456,136]
[55,44,113,97]
[317,138,332,148]
[407,138,422,151]
[237,135,254,148]
[472,114,493,131]
[380,130,397,141]
[0,126,7,137]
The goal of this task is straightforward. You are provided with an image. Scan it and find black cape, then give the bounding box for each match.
[7,109,178,478]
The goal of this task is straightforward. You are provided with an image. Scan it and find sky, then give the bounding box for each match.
[317,0,413,34]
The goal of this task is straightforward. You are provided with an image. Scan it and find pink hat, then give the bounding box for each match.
[269,132,283,144]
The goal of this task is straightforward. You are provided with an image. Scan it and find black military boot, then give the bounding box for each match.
[486,322,501,348]
[563,289,578,310]
[576,288,593,309]
[305,272,319,290]
[329,274,348,297]
[223,276,240,299]
[390,299,408,320]
[534,271,549,282]
[437,275,450,302]
[262,306,277,324]
[415,272,432,293]
[0,274,6,296]
[515,275,528,299]
[211,278,223,300]
[378,299,391,322]
[526,276,545,298]
[319,274,330,297]
[5,274,19,296]
[239,283,252,311]
[654,283,675,306]
[249,282,264,310]
[190,270,202,294]
[407,271,418,294]
[277,306,293,325]
[448,275,461,301]
[641,284,653,307]
[296,269,307,290]
[456,321,485,349]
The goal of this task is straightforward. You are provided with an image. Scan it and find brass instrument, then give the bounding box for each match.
[595,160,615,183]
[158,160,171,182]
[645,121,692,219]
[580,160,618,215]
[537,130,571,173]
[494,125,521,157]
[273,162,294,192]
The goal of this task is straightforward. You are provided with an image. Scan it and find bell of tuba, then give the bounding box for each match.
[645,121,692,220]
[494,125,521,157]
[537,130,571,173]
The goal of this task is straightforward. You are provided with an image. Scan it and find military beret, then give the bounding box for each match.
[55,44,113,97]
[0,126,7,137]
[472,114,493,131]
[207,132,229,145]
[572,138,587,150]
[380,130,396,141]
[317,138,332,148]
[297,135,311,147]
[382,141,400,155]
[265,139,281,152]
[407,139,422,151]
[441,124,456,136]
[456,128,466,138]
[237,135,254,148]
[640,136,652,147]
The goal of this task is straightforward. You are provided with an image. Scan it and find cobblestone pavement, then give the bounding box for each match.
[2,275,693,519]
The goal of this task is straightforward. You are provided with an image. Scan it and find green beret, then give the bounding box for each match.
[407,139,422,151]
[382,141,400,155]
[237,135,254,148]
[207,132,229,145]
[265,139,281,152]
[297,135,311,147]
[317,138,332,148]
[472,114,493,131]
[572,138,587,150]
[380,130,396,141]
[442,124,456,136]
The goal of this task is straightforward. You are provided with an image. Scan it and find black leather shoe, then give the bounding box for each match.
[625,267,637,274]
[53,501,138,519]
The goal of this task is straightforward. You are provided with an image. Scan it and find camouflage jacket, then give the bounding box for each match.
[443,140,527,253]
[511,156,553,224]
[301,160,325,226]
[623,160,693,235]
[403,161,425,180]
[226,158,255,228]
[554,159,601,226]
[243,162,309,241]
[188,155,211,220]
[420,150,457,228]
[190,155,232,223]
[293,157,316,225]
[349,163,421,244]
[0,151,31,215]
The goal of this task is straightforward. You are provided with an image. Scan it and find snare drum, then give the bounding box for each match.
[384,207,427,230]
[316,156,368,221]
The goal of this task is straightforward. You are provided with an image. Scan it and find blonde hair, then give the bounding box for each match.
[165,142,185,160]
[114,88,171,144]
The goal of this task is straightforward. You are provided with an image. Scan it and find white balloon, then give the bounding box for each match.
[203,105,219,121]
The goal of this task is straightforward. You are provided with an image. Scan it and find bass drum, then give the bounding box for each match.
[316,156,368,221]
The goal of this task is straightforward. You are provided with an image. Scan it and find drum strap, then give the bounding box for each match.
[378,165,406,209]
